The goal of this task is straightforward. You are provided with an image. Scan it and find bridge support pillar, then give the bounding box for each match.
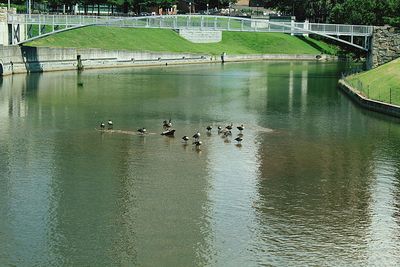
[0,7,10,46]
[0,7,26,45]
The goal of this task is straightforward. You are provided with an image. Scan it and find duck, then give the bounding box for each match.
[100,122,105,129]
[226,123,233,131]
[206,125,212,132]
[217,126,222,133]
[182,136,189,143]
[137,128,147,134]
[237,124,244,133]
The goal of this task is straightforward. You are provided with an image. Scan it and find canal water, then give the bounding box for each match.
[1,61,400,266]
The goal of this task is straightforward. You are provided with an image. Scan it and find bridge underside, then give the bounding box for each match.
[7,15,373,51]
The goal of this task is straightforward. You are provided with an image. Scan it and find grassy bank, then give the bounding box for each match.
[25,26,338,55]
[346,58,400,105]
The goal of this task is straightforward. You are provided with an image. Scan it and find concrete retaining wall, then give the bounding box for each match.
[0,45,333,76]
[338,79,400,118]
[0,46,213,76]
[223,54,333,62]
[178,29,222,43]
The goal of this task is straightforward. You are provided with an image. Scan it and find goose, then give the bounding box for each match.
[100,122,105,129]
[107,119,113,129]
[137,128,147,134]
[206,125,212,132]
[234,137,243,144]
[193,140,202,147]
[193,131,200,141]
[226,123,233,131]
[182,136,189,143]
[163,119,172,129]
[217,126,222,133]
[223,129,232,137]
[161,129,175,136]
[237,124,244,133]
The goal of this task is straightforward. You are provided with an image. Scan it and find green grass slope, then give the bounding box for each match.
[346,58,400,105]
[25,26,337,55]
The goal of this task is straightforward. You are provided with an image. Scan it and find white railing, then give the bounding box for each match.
[8,14,373,36]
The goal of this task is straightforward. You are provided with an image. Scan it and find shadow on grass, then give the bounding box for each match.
[295,35,327,54]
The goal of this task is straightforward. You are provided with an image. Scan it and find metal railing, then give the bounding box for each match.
[8,14,373,36]
[342,74,400,106]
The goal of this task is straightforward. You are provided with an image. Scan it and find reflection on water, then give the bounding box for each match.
[1,61,400,266]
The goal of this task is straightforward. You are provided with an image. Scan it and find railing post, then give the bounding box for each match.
[303,20,309,37]
[351,25,354,44]
[364,36,367,50]
[38,15,41,36]
[201,16,203,30]
[241,19,243,31]
[291,18,294,35]
[228,18,230,30]
[214,16,217,30]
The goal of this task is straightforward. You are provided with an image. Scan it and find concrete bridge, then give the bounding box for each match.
[4,13,373,51]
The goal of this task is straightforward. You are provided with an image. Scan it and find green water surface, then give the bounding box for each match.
[1,61,400,266]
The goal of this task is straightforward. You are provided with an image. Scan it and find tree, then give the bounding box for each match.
[384,0,400,26]
[328,0,392,25]
[263,0,400,25]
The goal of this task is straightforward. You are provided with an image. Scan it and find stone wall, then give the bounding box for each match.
[371,26,400,68]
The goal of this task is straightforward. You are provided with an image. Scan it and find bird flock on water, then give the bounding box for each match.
[99,118,245,148]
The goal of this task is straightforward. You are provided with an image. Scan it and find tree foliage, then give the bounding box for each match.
[264,0,400,26]
[2,0,399,25]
